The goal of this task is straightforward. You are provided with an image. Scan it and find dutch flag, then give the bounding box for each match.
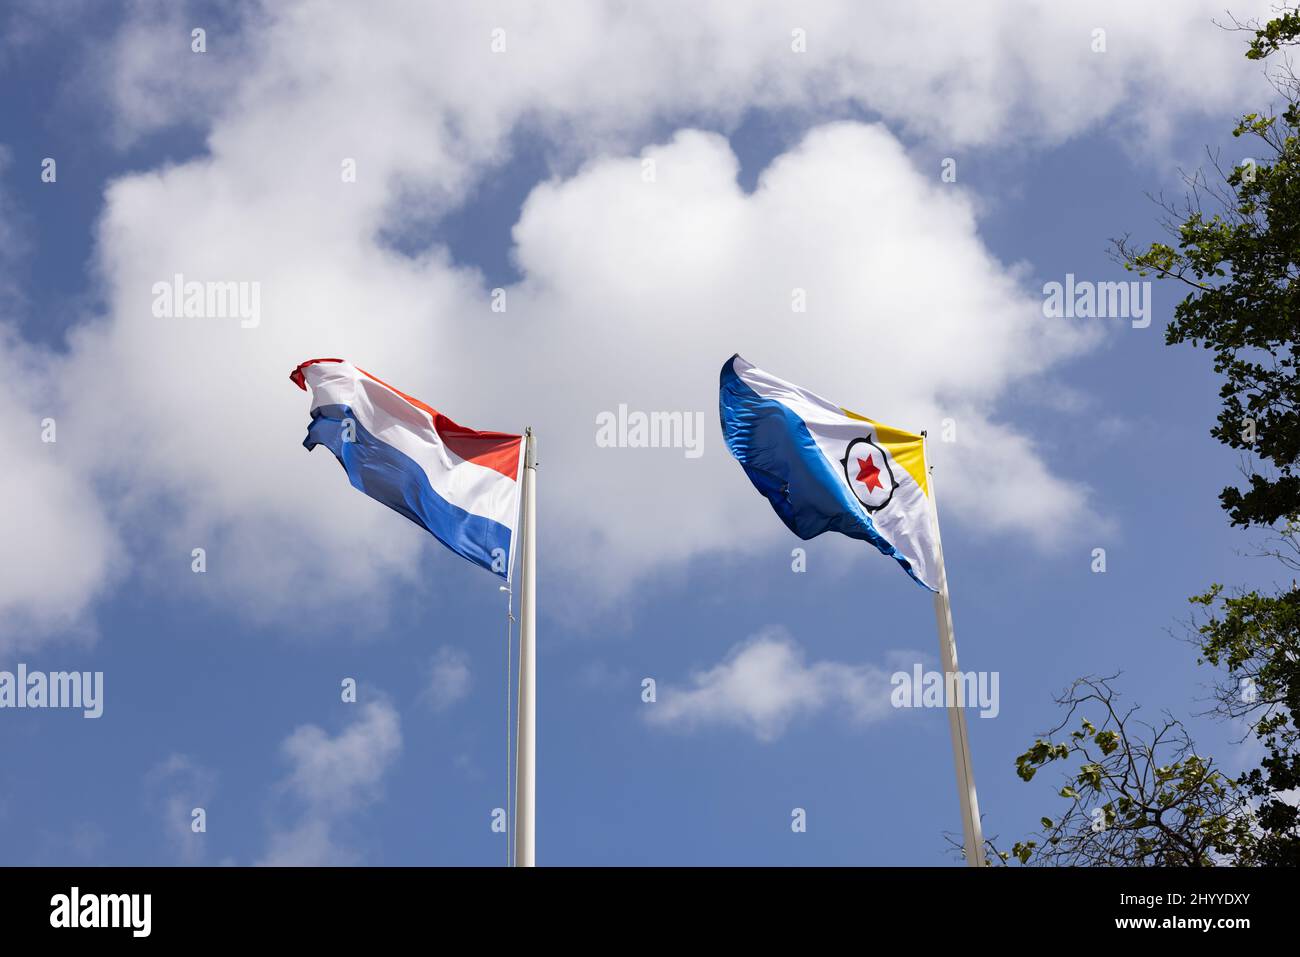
[290,358,525,579]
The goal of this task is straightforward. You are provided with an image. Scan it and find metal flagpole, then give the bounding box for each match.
[513,428,537,867]
[922,431,985,867]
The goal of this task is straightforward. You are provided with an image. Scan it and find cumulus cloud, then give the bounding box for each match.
[424,647,472,712]
[0,256,120,648]
[0,156,121,650]
[98,0,251,148]
[0,0,1270,638]
[258,699,401,866]
[503,124,1109,586]
[646,627,912,742]
[102,0,1270,154]
[258,816,343,869]
[54,119,1106,622]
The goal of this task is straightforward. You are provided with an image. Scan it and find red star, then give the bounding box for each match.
[855,454,883,493]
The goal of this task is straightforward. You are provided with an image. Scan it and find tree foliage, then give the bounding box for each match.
[1116,12,1300,528]
[1187,521,1300,865]
[987,9,1300,869]
[992,677,1253,866]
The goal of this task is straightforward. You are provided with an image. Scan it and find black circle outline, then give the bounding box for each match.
[842,435,896,512]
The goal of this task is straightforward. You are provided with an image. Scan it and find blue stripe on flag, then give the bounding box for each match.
[305,403,512,578]
[718,358,929,589]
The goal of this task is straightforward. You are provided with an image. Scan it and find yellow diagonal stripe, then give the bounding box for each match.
[840,408,929,497]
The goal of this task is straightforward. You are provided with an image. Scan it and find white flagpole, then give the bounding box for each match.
[513,428,537,867]
[922,431,985,867]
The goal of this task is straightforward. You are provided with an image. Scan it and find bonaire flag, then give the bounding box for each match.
[291,358,524,580]
[720,354,941,591]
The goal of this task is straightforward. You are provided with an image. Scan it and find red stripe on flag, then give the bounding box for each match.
[356,367,522,480]
[290,358,522,479]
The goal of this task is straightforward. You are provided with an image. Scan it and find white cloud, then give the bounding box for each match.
[258,699,401,865]
[278,699,402,814]
[258,816,345,869]
[0,158,121,650]
[103,1,1271,155]
[425,647,472,712]
[0,322,121,650]
[646,627,911,742]
[99,0,250,149]
[1,0,1269,638]
[505,124,1109,583]
[144,753,216,865]
[51,119,1108,624]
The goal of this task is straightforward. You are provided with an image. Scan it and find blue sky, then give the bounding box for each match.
[0,1,1281,865]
